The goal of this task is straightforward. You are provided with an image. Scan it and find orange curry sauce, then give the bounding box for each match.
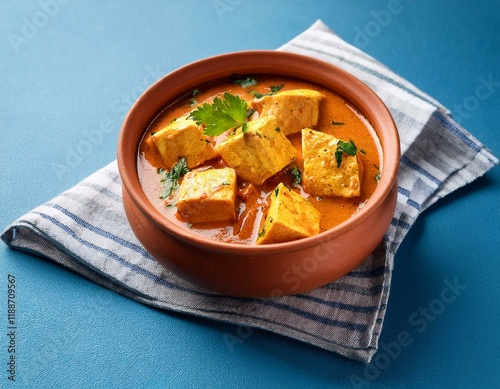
[137,76,382,244]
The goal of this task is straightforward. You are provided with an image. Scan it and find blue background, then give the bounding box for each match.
[1,1,499,387]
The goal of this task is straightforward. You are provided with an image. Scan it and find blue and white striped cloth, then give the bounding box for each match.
[2,20,497,363]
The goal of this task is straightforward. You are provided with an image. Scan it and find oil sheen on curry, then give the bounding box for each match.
[137,75,382,245]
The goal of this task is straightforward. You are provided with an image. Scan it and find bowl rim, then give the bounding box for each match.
[117,50,400,255]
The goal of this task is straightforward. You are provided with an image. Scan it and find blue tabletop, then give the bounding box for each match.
[1,1,499,388]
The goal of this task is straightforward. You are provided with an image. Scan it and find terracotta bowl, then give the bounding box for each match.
[117,51,400,297]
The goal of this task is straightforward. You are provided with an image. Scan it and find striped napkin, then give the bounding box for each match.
[2,20,497,363]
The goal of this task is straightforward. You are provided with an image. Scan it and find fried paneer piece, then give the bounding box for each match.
[215,116,297,186]
[257,183,321,244]
[151,115,219,170]
[301,128,362,198]
[253,89,323,136]
[176,167,237,224]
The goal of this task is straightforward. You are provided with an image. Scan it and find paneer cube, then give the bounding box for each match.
[215,116,297,186]
[301,128,362,198]
[151,115,219,170]
[253,89,323,136]
[176,167,237,224]
[257,183,321,244]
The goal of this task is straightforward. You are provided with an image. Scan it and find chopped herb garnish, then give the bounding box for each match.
[374,164,381,182]
[250,84,284,98]
[274,187,280,197]
[258,227,266,237]
[274,127,281,132]
[192,89,201,96]
[157,157,189,200]
[337,140,357,155]
[150,131,156,136]
[331,120,345,126]
[188,92,249,137]
[290,165,301,186]
[335,140,358,168]
[232,77,258,88]
[334,149,344,168]
[246,107,256,119]
[189,98,197,107]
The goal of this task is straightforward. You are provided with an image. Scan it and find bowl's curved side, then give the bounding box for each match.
[122,180,398,297]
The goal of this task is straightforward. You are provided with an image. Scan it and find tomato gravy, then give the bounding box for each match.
[137,75,382,244]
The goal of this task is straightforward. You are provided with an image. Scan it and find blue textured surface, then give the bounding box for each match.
[1,1,499,387]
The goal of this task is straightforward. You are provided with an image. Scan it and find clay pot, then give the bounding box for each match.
[117,51,400,297]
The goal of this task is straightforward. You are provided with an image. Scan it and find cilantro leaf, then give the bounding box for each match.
[335,140,358,168]
[374,164,381,182]
[157,157,189,200]
[334,149,344,168]
[290,165,301,186]
[250,84,284,99]
[246,108,256,119]
[188,92,249,137]
[337,140,357,156]
[232,77,258,88]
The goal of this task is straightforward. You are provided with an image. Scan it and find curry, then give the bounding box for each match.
[137,75,382,245]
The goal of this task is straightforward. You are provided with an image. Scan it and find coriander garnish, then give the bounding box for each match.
[290,165,301,186]
[250,84,283,98]
[188,92,249,137]
[374,164,381,182]
[157,157,189,200]
[246,108,256,119]
[334,140,358,168]
[232,76,258,88]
